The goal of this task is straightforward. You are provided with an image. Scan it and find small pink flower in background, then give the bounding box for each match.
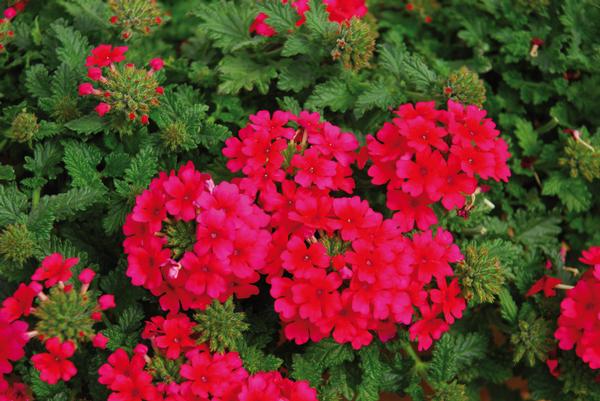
[95,102,111,117]
[149,58,164,71]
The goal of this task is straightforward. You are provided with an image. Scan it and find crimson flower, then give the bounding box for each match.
[32,253,79,288]
[526,275,562,297]
[387,190,437,231]
[0,314,28,378]
[430,278,466,324]
[31,338,77,384]
[1,282,40,321]
[180,349,247,398]
[291,148,337,190]
[163,161,209,221]
[395,149,446,199]
[85,44,128,67]
[143,314,196,359]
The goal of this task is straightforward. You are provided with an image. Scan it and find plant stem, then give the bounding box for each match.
[32,187,41,208]
[401,341,427,376]
[536,116,559,134]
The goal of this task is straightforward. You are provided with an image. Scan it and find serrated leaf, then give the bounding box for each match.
[195,0,260,52]
[40,187,104,221]
[218,56,278,95]
[256,0,299,34]
[542,173,591,212]
[304,0,337,38]
[498,288,518,324]
[306,77,358,112]
[62,141,105,189]
[514,118,542,156]
[0,185,28,226]
[23,142,63,180]
[64,114,105,135]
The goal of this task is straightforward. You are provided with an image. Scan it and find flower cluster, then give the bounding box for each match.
[555,246,600,370]
[0,0,24,53]
[108,0,164,40]
[0,253,114,388]
[222,110,359,196]
[0,380,29,401]
[123,161,271,313]
[2,0,26,20]
[98,342,318,401]
[268,190,465,350]
[223,110,466,350]
[365,100,510,231]
[251,0,368,37]
[78,44,164,126]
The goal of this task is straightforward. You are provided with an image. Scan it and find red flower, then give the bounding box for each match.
[180,349,248,398]
[526,275,562,297]
[32,253,79,288]
[291,148,337,190]
[99,294,116,310]
[98,348,147,389]
[143,314,196,359]
[85,44,128,67]
[397,115,448,152]
[181,251,229,299]
[450,144,495,179]
[395,149,446,199]
[0,314,28,377]
[447,101,499,151]
[581,246,600,279]
[430,278,466,324]
[291,271,342,322]
[95,102,111,117]
[308,122,358,166]
[126,237,171,290]
[331,196,381,241]
[92,333,109,349]
[555,273,600,370]
[409,304,449,351]
[78,83,95,96]
[281,236,330,278]
[1,282,40,321]
[387,190,437,231]
[249,110,295,139]
[163,162,209,221]
[132,188,167,232]
[31,338,77,384]
[438,156,478,210]
[195,209,235,259]
[323,0,368,23]
[149,58,164,71]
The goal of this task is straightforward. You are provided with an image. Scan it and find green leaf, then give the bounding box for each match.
[542,173,592,212]
[429,334,458,383]
[354,79,405,117]
[304,0,337,38]
[0,165,16,181]
[195,0,259,52]
[306,77,358,112]
[498,288,518,324]
[514,118,542,156]
[40,187,104,221]
[218,56,278,95]
[25,64,52,99]
[256,0,299,34]
[62,141,105,189]
[0,185,28,226]
[278,61,316,92]
[52,21,90,70]
[64,114,105,135]
[23,142,63,180]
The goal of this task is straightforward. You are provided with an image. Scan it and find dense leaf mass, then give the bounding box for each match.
[0,0,599,400]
